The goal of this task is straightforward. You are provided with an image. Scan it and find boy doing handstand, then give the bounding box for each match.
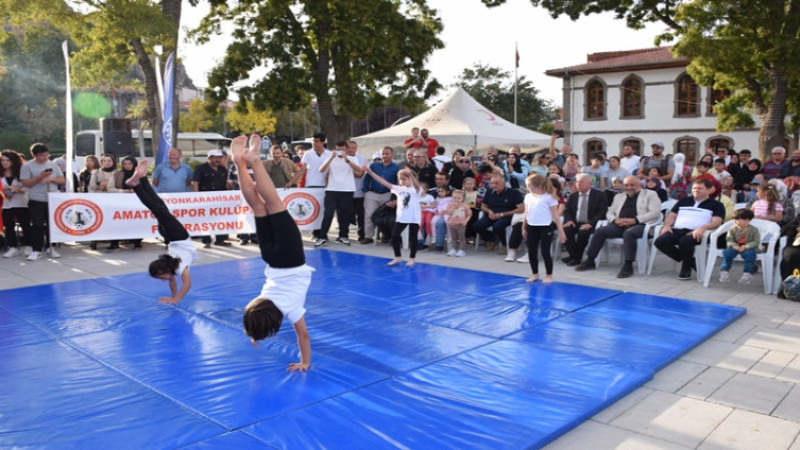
[233,134,314,372]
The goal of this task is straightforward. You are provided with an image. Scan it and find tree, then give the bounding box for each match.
[0,24,70,147]
[180,98,215,132]
[225,101,278,136]
[452,63,555,131]
[1,0,184,149]
[482,0,800,157]
[192,0,444,143]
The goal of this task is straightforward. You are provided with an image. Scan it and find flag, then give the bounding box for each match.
[62,41,75,192]
[515,43,519,69]
[156,52,175,166]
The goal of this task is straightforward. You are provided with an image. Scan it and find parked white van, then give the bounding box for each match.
[74,129,231,168]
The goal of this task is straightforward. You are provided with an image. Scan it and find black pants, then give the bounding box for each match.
[564,222,593,261]
[132,177,189,243]
[526,224,554,275]
[319,191,354,240]
[654,228,699,270]
[585,223,645,262]
[508,222,524,250]
[255,210,305,268]
[28,200,49,252]
[352,197,365,240]
[392,222,419,258]
[3,207,31,247]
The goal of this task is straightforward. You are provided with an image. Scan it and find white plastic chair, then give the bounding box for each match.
[595,213,664,274]
[647,224,714,282]
[474,211,512,251]
[772,236,790,294]
[703,219,780,294]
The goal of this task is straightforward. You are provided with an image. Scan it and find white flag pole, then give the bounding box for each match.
[61,40,74,192]
[514,42,519,125]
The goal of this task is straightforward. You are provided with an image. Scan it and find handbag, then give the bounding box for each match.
[782,269,800,301]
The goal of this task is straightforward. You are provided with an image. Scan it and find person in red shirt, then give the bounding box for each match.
[420,128,440,159]
[403,127,424,150]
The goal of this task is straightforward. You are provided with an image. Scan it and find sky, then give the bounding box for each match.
[179,0,668,106]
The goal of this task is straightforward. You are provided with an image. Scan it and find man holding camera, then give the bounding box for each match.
[20,143,65,260]
[315,140,364,247]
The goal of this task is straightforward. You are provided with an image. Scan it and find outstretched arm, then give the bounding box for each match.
[159,268,192,305]
[363,165,394,190]
[288,317,311,372]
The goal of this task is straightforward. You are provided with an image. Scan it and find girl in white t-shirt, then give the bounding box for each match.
[234,135,314,372]
[363,165,423,267]
[522,174,567,284]
[124,159,198,305]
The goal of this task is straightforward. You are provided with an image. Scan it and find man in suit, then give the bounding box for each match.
[562,173,608,266]
[575,175,662,277]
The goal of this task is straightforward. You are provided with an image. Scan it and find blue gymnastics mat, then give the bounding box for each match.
[0,249,745,449]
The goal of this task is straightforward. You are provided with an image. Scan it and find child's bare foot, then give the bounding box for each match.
[387,258,402,266]
[406,258,415,267]
[125,159,149,187]
[242,134,261,165]
[543,275,554,284]
[230,136,247,165]
[526,274,540,283]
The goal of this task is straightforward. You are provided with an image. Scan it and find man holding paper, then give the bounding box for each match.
[655,178,725,280]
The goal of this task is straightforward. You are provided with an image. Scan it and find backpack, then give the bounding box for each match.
[782,269,800,301]
[641,154,672,177]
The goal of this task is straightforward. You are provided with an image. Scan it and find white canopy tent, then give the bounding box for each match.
[352,88,551,157]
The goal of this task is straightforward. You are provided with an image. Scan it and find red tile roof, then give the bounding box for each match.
[546,47,687,77]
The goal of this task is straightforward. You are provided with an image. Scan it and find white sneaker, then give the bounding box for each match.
[719,271,730,283]
[335,237,351,246]
[314,238,328,247]
[22,246,32,256]
[738,273,753,284]
[455,250,466,257]
[446,249,457,257]
[516,253,530,263]
[3,247,19,258]
[48,247,61,258]
[504,250,517,262]
[27,251,43,261]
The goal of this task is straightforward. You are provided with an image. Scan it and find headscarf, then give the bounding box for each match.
[121,156,138,181]
[671,153,686,184]
[101,154,117,172]
[768,178,788,200]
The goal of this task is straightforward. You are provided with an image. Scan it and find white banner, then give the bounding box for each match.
[48,188,325,242]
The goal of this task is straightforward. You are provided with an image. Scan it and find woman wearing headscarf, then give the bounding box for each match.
[733,158,761,199]
[111,156,143,249]
[667,153,693,200]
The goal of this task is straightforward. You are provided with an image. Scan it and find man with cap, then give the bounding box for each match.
[638,141,674,184]
[362,146,399,244]
[192,148,233,248]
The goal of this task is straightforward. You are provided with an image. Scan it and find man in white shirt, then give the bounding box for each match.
[619,145,641,174]
[347,140,367,242]
[289,132,330,240]
[315,140,364,246]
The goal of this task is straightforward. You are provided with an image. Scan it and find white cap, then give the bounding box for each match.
[372,152,381,160]
[208,149,224,157]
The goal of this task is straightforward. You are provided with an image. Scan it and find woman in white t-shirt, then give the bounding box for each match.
[522,174,567,284]
[364,165,423,267]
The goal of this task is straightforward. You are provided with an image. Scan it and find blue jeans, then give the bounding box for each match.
[721,247,757,273]
[434,217,447,249]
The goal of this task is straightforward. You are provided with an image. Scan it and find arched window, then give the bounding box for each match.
[707,137,732,153]
[621,76,643,118]
[676,74,699,117]
[622,138,643,156]
[585,80,606,119]
[585,139,604,161]
[707,88,731,116]
[676,138,699,165]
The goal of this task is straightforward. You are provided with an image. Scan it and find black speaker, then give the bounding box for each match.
[100,118,132,156]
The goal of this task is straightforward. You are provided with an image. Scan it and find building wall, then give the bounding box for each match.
[561,66,761,163]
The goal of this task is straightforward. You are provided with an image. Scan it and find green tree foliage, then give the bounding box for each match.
[482,0,800,157]
[225,101,277,135]
[180,98,215,132]
[1,0,183,148]
[453,63,555,131]
[0,24,70,148]
[192,0,445,143]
